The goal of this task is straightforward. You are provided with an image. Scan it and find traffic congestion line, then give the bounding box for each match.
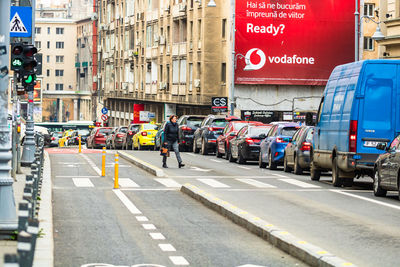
[330,190,400,211]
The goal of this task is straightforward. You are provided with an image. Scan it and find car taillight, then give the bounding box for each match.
[349,120,358,153]
[245,138,255,144]
[141,132,147,136]
[276,137,284,143]
[181,126,192,131]
[117,134,124,138]
[300,142,312,151]
[51,137,55,140]
[208,127,215,131]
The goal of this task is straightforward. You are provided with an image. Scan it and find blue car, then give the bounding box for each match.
[259,122,300,170]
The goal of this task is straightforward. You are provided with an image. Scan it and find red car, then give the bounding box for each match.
[87,127,113,149]
[216,121,265,159]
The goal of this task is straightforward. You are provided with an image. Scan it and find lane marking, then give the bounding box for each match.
[236,178,276,188]
[80,154,102,176]
[118,178,140,188]
[56,175,100,178]
[279,178,321,188]
[197,178,230,188]
[190,166,211,172]
[331,190,400,211]
[272,173,288,178]
[155,178,181,188]
[113,189,142,214]
[209,159,223,163]
[57,162,86,165]
[120,188,177,191]
[158,243,176,252]
[72,178,94,187]
[168,175,278,179]
[136,216,149,222]
[237,166,251,170]
[149,233,166,240]
[169,256,189,266]
[185,153,196,156]
[142,224,157,230]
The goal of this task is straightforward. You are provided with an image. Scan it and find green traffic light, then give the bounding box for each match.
[24,75,33,84]
[12,59,22,67]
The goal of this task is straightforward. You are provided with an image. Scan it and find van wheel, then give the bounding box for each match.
[294,155,303,175]
[332,157,343,187]
[283,154,292,172]
[259,152,267,168]
[373,169,387,197]
[268,152,277,170]
[193,139,200,154]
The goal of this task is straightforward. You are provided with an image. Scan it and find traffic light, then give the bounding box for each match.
[21,44,38,89]
[10,43,24,71]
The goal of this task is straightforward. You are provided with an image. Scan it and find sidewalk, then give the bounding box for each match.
[0,166,29,266]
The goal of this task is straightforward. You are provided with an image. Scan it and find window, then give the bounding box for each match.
[35,41,41,49]
[47,41,50,49]
[56,42,64,49]
[364,3,375,17]
[198,19,202,41]
[180,59,186,84]
[222,19,226,39]
[47,27,50,34]
[221,63,226,83]
[47,69,50,76]
[46,83,49,90]
[56,56,64,63]
[55,84,64,90]
[55,70,64,76]
[364,37,374,51]
[172,60,179,84]
[56,27,64,34]
[146,25,152,47]
[46,55,50,63]
[35,27,41,34]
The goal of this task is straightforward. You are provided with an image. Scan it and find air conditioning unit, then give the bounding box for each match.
[179,3,187,12]
[122,82,128,90]
[159,35,166,45]
[194,79,200,88]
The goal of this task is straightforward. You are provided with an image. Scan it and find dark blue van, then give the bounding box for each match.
[311,60,399,187]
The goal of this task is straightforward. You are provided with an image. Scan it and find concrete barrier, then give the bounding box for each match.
[118,151,165,177]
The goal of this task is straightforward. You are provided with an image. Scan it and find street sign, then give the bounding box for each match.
[211,97,228,113]
[101,114,109,121]
[101,107,108,114]
[10,6,32,38]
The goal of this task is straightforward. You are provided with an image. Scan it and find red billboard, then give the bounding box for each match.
[235,0,355,85]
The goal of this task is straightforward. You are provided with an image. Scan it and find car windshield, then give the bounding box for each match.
[233,123,249,131]
[53,132,63,138]
[249,126,271,137]
[305,128,314,142]
[281,127,299,137]
[78,129,90,136]
[119,127,128,133]
[99,128,112,134]
[187,118,204,128]
[212,119,228,127]
[143,124,158,130]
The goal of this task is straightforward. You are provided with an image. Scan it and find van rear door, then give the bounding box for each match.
[357,63,396,156]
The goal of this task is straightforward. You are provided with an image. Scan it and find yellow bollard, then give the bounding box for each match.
[114,153,119,189]
[78,136,82,153]
[101,147,106,177]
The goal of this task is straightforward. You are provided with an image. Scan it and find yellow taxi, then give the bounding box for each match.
[132,123,159,150]
[58,129,74,147]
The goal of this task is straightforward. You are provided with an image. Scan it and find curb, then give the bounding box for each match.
[118,151,165,177]
[33,151,54,267]
[181,184,356,267]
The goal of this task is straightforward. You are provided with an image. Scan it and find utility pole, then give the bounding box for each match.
[0,0,18,233]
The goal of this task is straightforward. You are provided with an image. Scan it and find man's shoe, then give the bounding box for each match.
[179,163,185,168]
[163,163,168,168]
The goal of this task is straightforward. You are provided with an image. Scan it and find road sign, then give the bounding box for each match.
[101,114,109,121]
[10,6,32,38]
[101,107,108,114]
[211,97,228,113]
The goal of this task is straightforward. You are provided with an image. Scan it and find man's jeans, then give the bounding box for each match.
[163,140,182,164]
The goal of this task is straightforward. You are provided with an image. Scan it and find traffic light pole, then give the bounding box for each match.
[20,89,35,166]
[0,0,18,233]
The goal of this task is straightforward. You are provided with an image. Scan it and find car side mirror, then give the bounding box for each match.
[259,133,266,139]
[376,142,387,151]
[230,132,237,137]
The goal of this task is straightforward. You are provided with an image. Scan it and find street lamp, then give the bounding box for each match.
[355,0,385,61]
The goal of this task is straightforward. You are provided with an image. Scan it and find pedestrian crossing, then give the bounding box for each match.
[60,175,323,190]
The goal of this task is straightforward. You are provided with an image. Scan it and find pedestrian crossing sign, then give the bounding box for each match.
[10,6,32,38]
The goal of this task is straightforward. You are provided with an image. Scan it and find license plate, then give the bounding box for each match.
[364,141,380,147]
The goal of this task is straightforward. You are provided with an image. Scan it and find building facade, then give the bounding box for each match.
[98,0,230,125]
[377,0,400,59]
[362,0,380,60]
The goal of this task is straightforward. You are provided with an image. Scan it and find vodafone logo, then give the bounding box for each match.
[244,48,266,71]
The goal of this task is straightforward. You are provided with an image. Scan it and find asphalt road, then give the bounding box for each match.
[118,149,400,267]
[48,148,306,267]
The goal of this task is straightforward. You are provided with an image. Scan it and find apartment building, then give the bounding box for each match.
[362,0,380,59]
[98,0,230,125]
[377,0,400,59]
